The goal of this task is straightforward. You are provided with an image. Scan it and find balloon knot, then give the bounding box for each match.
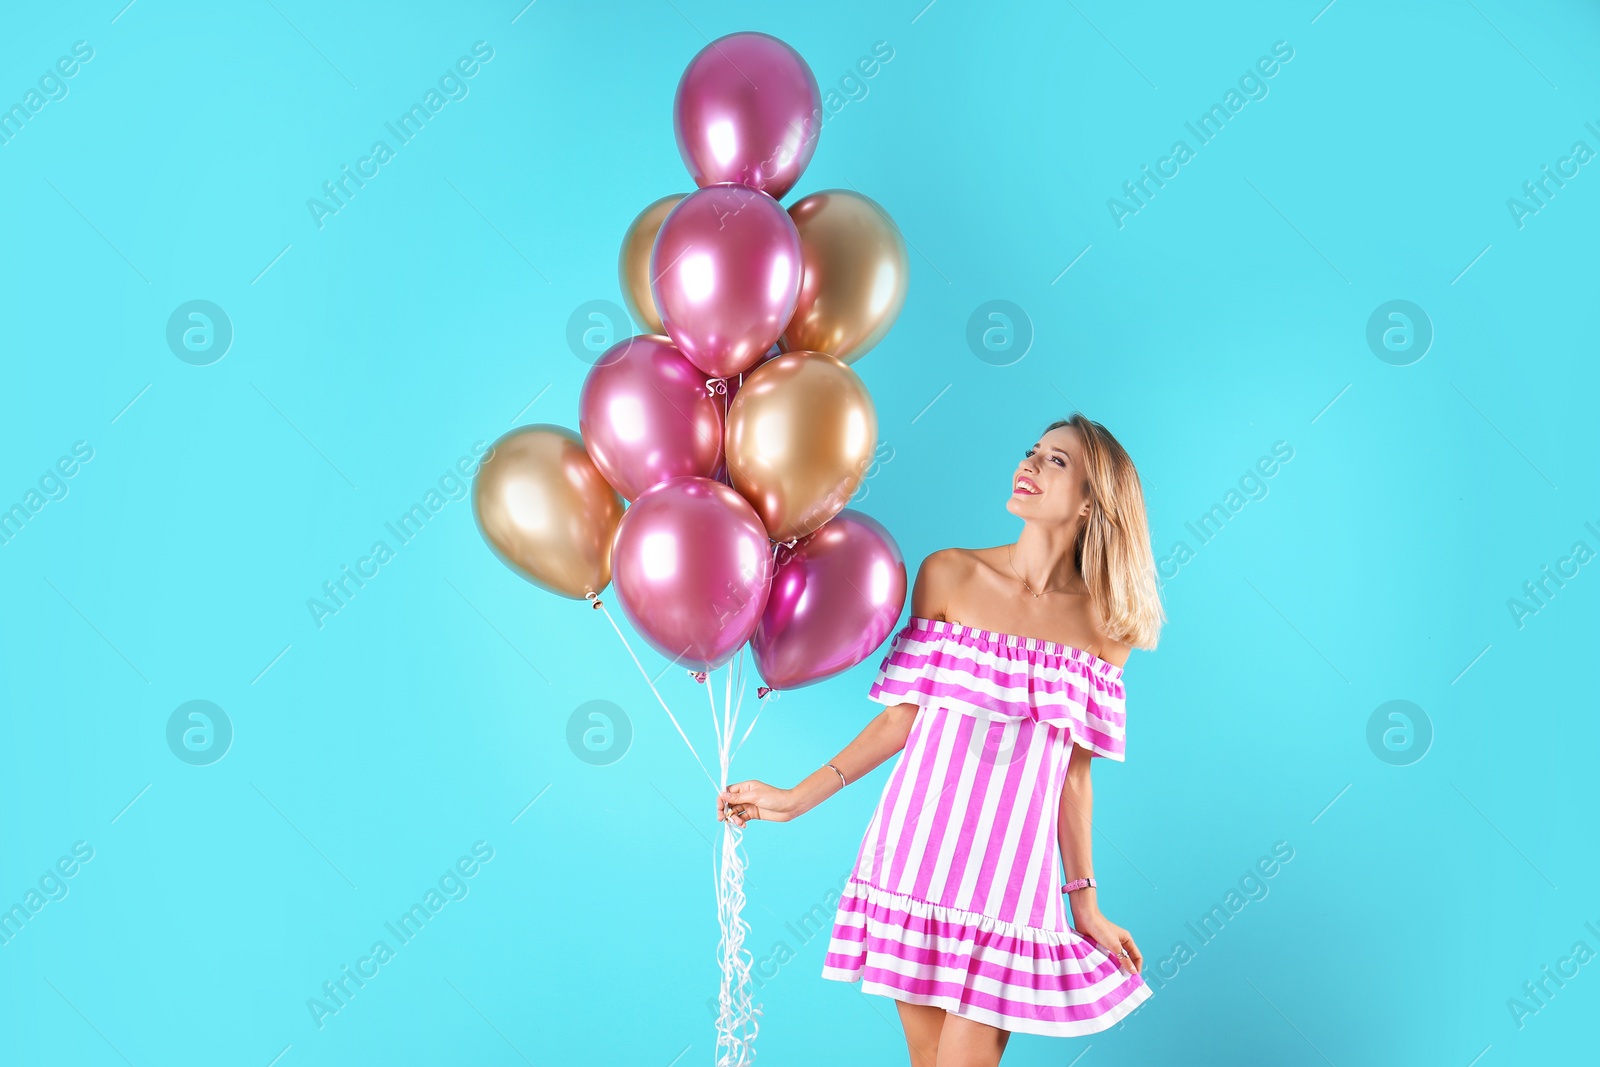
[757,685,773,698]
[587,595,603,610]
[704,377,727,396]
[691,670,708,683]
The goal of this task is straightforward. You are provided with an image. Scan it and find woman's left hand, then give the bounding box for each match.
[1073,909,1143,974]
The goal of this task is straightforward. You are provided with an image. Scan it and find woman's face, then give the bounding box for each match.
[1006,424,1091,527]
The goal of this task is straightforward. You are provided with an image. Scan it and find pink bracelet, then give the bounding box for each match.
[1061,877,1097,894]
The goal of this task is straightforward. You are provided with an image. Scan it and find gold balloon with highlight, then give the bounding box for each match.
[778,190,909,364]
[618,194,685,335]
[724,351,878,542]
[472,425,624,599]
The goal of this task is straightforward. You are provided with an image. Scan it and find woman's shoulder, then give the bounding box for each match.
[921,545,1133,669]
[922,545,1000,578]
[1094,635,1133,671]
[911,547,991,613]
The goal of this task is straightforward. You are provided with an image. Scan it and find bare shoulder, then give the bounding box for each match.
[910,548,977,620]
[955,545,1136,670]
[1096,635,1134,670]
[953,544,1019,595]
[1075,602,1133,670]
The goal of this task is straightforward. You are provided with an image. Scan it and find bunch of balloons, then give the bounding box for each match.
[474,30,911,693]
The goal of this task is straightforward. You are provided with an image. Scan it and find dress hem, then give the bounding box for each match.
[821,878,1154,1037]
[820,965,1153,1038]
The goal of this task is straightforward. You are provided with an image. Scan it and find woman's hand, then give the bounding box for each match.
[1072,907,1144,975]
[717,779,799,827]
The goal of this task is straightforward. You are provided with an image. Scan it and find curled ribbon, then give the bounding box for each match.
[773,535,802,568]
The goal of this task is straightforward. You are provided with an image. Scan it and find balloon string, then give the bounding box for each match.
[587,593,761,1061]
[732,645,745,737]
[588,595,720,794]
[708,658,725,767]
[728,644,757,760]
[713,644,761,1065]
[733,691,770,763]
[723,648,735,756]
[713,806,760,1065]
[772,536,799,568]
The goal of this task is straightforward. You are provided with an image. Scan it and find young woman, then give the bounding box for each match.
[716,413,1165,1066]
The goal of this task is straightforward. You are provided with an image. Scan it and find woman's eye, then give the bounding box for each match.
[1052,457,1065,466]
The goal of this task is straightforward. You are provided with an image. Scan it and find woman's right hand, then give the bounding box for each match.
[717,780,798,827]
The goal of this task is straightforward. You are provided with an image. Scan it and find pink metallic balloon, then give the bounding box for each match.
[751,510,907,690]
[579,335,724,502]
[651,184,803,380]
[611,476,775,672]
[673,31,822,200]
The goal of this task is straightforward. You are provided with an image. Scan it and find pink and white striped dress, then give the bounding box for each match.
[821,616,1152,1036]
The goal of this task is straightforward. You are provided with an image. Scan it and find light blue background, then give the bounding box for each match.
[3,1,1597,1064]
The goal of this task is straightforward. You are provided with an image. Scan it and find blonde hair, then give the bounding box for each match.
[1044,413,1165,650]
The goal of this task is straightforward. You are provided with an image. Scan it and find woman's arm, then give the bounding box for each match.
[795,547,951,813]
[719,702,916,826]
[718,550,952,827]
[788,704,915,816]
[1058,742,1144,972]
[1058,742,1099,916]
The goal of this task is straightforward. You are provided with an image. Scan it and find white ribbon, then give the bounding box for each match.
[590,593,770,1064]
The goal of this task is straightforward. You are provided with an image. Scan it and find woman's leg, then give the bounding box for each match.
[895,1000,946,1067]
[934,1012,1011,1067]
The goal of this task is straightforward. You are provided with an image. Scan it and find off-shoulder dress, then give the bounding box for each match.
[820,616,1152,1036]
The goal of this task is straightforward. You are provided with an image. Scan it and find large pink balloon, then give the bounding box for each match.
[579,335,723,502]
[673,31,822,200]
[651,184,803,379]
[751,510,907,690]
[611,476,775,672]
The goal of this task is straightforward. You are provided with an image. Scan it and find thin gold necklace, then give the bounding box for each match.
[1008,542,1065,598]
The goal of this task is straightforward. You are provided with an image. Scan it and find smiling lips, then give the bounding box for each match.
[1013,476,1040,496]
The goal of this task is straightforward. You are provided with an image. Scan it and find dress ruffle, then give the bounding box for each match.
[866,616,1129,760]
[821,877,1152,1037]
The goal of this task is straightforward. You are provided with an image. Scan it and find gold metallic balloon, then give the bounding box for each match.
[618,194,685,335]
[724,351,878,542]
[778,190,909,364]
[473,425,624,599]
